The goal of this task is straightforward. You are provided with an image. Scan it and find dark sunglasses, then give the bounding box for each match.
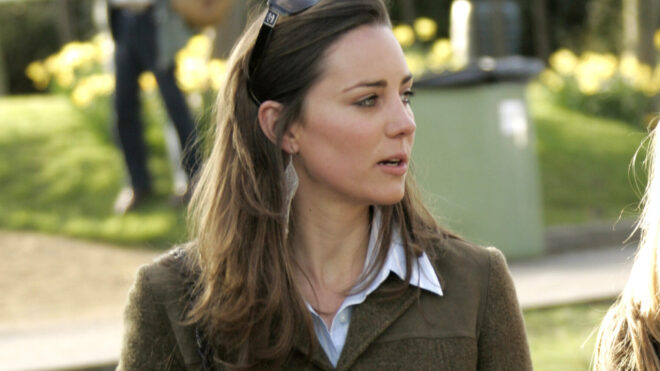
[247,0,322,105]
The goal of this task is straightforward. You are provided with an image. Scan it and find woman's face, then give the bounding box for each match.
[291,24,415,207]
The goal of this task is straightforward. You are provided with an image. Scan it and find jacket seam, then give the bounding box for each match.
[475,249,492,340]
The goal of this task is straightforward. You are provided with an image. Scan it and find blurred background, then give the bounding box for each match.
[0,0,658,369]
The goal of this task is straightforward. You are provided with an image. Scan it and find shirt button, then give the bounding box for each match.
[339,313,348,323]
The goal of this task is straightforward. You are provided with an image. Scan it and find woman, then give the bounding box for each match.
[593,124,660,371]
[118,0,532,369]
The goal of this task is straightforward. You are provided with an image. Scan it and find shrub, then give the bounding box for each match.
[538,37,660,128]
[0,0,95,93]
[25,32,226,143]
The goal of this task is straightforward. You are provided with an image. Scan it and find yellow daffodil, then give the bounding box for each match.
[393,24,415,48]
[138,72,158,92]
[71,84,94,107]
[207,58,227,91]
[44,55,62,75]
[176,57,209,93]
[579,52,617,81]
[90,73,115,95]
[404,53,425,77]
[576,73,601,95]
[180,34,213,59]
[25,61,50,90]
[620,53,640,81]
[414,17,437,42]
[655,29,660,51]
[92,32,115,64]
[55,69,75,88]
[633,64,654,96]
[59,42,97,70]
[549,49,578,76]
[76,74,115,97]
[426,38,452,72]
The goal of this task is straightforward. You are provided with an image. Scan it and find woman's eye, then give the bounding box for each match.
[356,95,377,107]
[401,90,415,105]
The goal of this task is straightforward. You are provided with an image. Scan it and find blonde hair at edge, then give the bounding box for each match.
[593,123,660,371]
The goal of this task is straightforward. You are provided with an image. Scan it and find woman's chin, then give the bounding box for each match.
[371,189,405,206]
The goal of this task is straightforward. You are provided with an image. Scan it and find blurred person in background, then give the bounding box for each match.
[594,123,660,370]
[117,0,532,369]
[108,0,200,214]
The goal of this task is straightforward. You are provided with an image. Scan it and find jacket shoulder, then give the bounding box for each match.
[133,246,193,301]
[432,238,531,369]
[117,246,197,370]
[431,237,497,278]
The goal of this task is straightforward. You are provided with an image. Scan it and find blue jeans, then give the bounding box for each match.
[111,7,199,192]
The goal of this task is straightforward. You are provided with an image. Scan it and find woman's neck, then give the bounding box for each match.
[291,197,371,323]
[293,203,370,289]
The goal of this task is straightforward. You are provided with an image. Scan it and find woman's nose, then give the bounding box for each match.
[385,97,416,138]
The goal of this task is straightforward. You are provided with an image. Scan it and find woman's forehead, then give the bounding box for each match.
[318,25,410,90]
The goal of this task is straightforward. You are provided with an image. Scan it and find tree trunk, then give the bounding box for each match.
[623,0,659,117]
[622,0,657,65]
[399,0,416,24]
[491,0,506,57]
[53,0,74,45]
[531,0,550,62]
[637,0,658,66]
[0,37,7,95]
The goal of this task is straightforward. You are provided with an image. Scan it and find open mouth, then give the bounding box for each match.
[378,159,403,166]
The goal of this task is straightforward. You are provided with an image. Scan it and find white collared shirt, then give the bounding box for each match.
[305,209,443,366]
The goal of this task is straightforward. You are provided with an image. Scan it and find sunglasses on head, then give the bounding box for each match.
[247,0,322,105]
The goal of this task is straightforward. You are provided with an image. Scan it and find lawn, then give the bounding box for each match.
[524,300,613,371]
[0,95,188,247]
[529,84,647,225]
[0,88,648,246]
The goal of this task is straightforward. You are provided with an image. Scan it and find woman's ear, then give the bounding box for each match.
[257,100,282,145]
[257,101,300,154]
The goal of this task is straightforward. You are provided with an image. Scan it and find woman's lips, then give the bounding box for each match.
[377,155,408,175]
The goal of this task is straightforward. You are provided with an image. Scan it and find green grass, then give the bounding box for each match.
[529,84,647,225]
[524,300,613,371]
[0,95,187,248]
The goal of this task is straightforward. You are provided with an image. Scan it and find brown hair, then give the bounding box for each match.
[593,124,660,370]
[186,0,456,368]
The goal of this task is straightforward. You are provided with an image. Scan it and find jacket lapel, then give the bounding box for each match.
[292,323,336,370]
[335,275,418,370]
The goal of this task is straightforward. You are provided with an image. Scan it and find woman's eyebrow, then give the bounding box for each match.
[342,74,414,93]
[342,79,387,93]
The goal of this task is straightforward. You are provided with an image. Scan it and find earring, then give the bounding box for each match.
[289,144,298,154]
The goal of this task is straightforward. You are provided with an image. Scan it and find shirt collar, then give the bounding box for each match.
[361,207,443,297]
[311,207,443,331]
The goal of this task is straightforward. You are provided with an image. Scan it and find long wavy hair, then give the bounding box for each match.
[593,123,660,371]
[185,0,456,368]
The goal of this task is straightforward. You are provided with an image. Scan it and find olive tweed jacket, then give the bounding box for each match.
[117,238,532,370]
